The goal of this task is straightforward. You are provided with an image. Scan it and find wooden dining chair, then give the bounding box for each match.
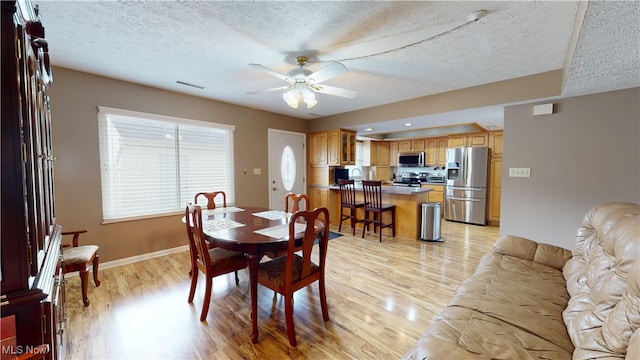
[285,193,309,213]
[185,203,247,321]
[338,179,365,235]
[266,193,311,261]
[257,207,330,347]
[361,180,396,242]
[61,230,101,306]
[194,191,226,210]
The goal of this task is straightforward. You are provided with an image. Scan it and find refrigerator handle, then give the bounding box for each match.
[462,148,468,185]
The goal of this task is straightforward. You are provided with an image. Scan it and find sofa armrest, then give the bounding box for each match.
[493,235,571,271]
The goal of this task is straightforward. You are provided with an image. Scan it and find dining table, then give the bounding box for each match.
[194,205,324,343]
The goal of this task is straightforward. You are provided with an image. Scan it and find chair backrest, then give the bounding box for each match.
[286,207,330,284]
[362,180,383,209]
[338,179,357,206]
[194,191,226,210]
[185,203,211,270]
[285,193,309,213]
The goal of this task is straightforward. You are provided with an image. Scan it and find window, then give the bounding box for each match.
[280,145,296,191]
[98,107,235,222]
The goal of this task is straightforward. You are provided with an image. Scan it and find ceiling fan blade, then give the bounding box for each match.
[249,63,289,81]
[306,61,348,84]
[311,84,357,99]
[246,85,292,95]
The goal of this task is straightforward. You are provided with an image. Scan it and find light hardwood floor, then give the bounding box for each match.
[63,221,499,359]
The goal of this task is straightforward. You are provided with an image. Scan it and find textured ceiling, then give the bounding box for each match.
[36,1,639,135]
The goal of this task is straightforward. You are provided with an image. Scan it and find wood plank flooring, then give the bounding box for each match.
[63,221,499,359]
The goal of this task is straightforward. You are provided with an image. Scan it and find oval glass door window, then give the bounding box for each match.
[281,146,296,191]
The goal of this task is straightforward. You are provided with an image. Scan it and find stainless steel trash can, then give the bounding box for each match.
[420,202,443,242]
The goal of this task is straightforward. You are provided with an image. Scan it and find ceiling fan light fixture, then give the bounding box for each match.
[283,90,300,109]
[302,88,317,109]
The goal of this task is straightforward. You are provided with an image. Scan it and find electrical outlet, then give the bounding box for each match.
[509,167,531,178]
[253,168,261,175]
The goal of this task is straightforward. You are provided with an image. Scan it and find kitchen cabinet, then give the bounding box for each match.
[327,129,356,166]
[436,137,448,165]
[1,1,65,358]
[488,158,502,224]
[309,166,330,186]
[448,133,488,148]
[309,187,329,210]
[425,139,437,165]
[422,184,445,204]
[327,129,340,165]
[376,141,390,166]
[389,141,399,166]
[489,131,503,158]
[487,130,503,225]
[399,139,425,152]
[424,137,448,166]
[340,129,356,165]
[309,132,328,166]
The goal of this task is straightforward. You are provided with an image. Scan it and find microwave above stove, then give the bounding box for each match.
[398,152,424,167]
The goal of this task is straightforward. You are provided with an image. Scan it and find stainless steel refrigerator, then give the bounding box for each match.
[444,147,489,225]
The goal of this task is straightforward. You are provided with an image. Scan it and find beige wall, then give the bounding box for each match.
[50,67,308,262]
[308,70,563,132]
[501,87,640,249]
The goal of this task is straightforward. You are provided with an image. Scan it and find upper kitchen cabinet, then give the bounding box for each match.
[448,133,488,148]
[309,131,328,166]
[328,129,356,166]
[389,141,399,166]
[399,139,425,152]
[375,141,390,166]
[436,137,448,165]
[425,137,448,166]
[489,131,503,158]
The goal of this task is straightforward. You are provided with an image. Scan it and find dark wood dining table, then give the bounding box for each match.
[197,206,324,343]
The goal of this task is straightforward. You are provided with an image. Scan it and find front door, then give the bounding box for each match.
[268,129,306,210]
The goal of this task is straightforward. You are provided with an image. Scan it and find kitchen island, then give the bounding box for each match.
[328,184,431,240]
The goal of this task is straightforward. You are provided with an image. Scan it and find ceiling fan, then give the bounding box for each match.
[247,56,357,109]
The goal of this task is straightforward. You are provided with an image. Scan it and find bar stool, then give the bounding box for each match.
[338,179,365,235]
[362,180,396,242]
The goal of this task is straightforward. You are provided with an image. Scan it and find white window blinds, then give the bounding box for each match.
[98,107,235,222]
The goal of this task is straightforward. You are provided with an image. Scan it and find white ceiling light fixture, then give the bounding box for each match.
[283,83,318,109]
[249,56,356,109]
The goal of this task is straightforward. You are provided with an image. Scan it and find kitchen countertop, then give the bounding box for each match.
[328,184,431,195]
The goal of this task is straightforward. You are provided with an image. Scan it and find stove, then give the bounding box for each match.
[394,172,421,186]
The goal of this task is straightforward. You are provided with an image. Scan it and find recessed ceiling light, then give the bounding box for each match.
[404,123,413,127]
[365,128,373,132]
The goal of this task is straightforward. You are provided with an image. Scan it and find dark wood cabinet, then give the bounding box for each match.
[1,1,65,359]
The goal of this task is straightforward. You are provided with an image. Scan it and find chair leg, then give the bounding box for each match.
[284,294,297,347]
[338,207,344,232]
[79,269,90,307]
[319,277,329,322]
[188,267,198,303]
[234,270,239,285]
[200,277,212,321]
[361,211,367,238]
[391,208,396,237]
[92,254,101,287]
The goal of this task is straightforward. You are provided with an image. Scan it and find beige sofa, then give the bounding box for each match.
[403,202,640,360]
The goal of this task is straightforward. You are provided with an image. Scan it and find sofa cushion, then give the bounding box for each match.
[407,306,572,360]
[403,250,574,360]
[563,202,640,359]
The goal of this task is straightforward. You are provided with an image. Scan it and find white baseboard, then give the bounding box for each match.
[65,245,189,278]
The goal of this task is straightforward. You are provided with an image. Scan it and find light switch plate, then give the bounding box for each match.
[253,168,261,175]
[509,167,531,177]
